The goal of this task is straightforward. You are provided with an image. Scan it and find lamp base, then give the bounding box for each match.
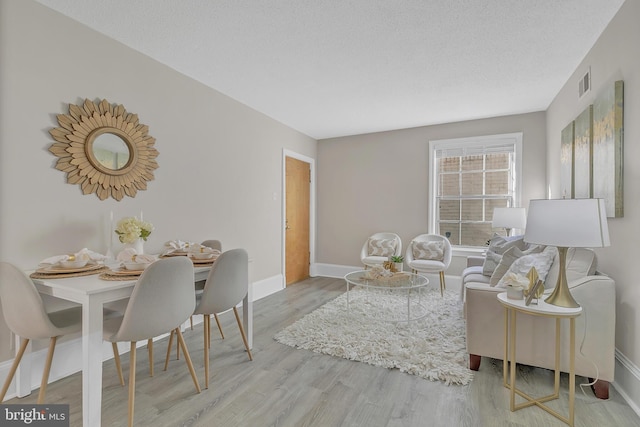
[544,247,580,308]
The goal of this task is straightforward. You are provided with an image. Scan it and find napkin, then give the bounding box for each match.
[163,240,195,254]
[39,248,108,266]
[116,248,156,264]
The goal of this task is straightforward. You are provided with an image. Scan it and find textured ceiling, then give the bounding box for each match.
[34,0,625,139]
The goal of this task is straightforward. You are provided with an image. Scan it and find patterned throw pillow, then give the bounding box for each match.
[482,234,527,276]
[368,238,397,257]
[412,240,444,261]
[489,245,545,286]
[496,246,558,288]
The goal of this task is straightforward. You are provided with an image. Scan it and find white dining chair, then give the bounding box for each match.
[186,239,224,338]
[166,248,252,389]
[103,256,201,427]
[0,262,83,404]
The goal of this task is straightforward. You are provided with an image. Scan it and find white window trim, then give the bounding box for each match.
[427,132,523,247]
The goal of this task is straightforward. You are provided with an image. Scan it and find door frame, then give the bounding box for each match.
[282,149,316,285]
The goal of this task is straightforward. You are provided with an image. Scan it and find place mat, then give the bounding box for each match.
[30,266,109,279]
[36,263,105,274]
[107,268,146,276]
[191,256,218,265]
[160,252,189,257]
[99,272,140,281]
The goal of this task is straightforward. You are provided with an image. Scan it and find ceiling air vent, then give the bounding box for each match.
[579,68,591,98]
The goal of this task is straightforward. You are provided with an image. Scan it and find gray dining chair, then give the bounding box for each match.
[187,239,224,337]
[103,256,201,427]
[0,262,83,404]
[165,248,252,389]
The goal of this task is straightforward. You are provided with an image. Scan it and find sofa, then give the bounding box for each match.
[462,235,615,399]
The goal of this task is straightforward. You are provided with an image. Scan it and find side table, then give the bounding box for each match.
[497,292,582,426]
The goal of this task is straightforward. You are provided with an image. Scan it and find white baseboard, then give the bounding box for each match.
[613,349,640,417]
[0,277,284,402]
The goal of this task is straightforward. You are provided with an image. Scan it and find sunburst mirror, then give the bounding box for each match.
[49,99,159,201]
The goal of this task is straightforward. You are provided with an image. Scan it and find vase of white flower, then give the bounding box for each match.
[115,216,154,254]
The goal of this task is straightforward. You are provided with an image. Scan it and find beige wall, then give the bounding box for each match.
[0,0,316,361]
[316,112,546,268]
[546,0,640,367]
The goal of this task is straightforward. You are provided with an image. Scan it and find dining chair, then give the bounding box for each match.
[166,248,252,389]
[186,240,224,338]
[360,232,402,269]
[405,234,452,296]
[103,256,201,427]
[0,262,83,404]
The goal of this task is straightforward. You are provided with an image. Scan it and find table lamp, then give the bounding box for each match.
[524,198,610,308]
[492,207,527,236]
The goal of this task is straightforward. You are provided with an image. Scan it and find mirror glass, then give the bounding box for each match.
[92,133,130,170]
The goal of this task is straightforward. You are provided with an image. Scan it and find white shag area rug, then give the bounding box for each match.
[274,288,473,385]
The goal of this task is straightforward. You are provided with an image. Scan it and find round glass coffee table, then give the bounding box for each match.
[344,270,430,323]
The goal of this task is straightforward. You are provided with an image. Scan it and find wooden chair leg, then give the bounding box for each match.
[0,338,30,402]
[128,342,137,427]
[204,314,210,389]
[148,339,153,377]
[164,330,174,371]
[439,271,446,296]
[112,342,125,386]
[213,313,224,339]
[175,328,201,393]
[190,315,194,330]
[38,337,57,404]
[233,307,253,361]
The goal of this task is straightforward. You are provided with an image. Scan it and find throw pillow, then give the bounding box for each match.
[489,245,545,286]
[368,238,397,257]
[496,246,558,288]
[412,240,444,261]
[482,234,527,276]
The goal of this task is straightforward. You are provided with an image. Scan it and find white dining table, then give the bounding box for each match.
[29,265,253,427]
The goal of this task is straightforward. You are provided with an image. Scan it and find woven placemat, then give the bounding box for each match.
[99,272,140,281]
[30,266,109,279]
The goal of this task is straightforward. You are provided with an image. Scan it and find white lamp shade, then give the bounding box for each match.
[524,199,610,248]
[492,207,527,230]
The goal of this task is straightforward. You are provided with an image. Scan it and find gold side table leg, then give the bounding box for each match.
[554,317,561,397]
[503,307,509,387]
[569,317,576,426]
[509,308,517,411]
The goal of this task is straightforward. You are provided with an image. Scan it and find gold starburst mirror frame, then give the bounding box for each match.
[49,99,159,201]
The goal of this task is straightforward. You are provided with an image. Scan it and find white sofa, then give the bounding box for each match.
[463,245,615,399]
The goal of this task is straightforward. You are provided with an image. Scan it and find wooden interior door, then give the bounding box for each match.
[285,156,310,285]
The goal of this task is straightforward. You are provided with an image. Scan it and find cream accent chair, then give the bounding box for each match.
[406,234,452,296]
[104,256,201,427]
[360,232,402,269]
[463,248,615,399]
[0,262,83,403]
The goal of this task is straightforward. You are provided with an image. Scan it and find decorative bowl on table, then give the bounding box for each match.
[59,258,89,269]
[123,261,151,271]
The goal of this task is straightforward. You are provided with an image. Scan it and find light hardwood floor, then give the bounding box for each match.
[7,276,640,426]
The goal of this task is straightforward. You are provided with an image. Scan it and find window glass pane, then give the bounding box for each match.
[486,153,509,169]
[461,172,483,195]
[439,157,459,172]
[438,223,459,245]
[461,155,483,171]
[461,223,493,246]
[461,199,483,220]
[485,171,509,194]
[439,200,460,221]
[440,174,459,196]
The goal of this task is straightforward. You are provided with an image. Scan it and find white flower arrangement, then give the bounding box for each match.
[115,216,154,244]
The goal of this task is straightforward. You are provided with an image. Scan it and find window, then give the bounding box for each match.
[428,133,523,247]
